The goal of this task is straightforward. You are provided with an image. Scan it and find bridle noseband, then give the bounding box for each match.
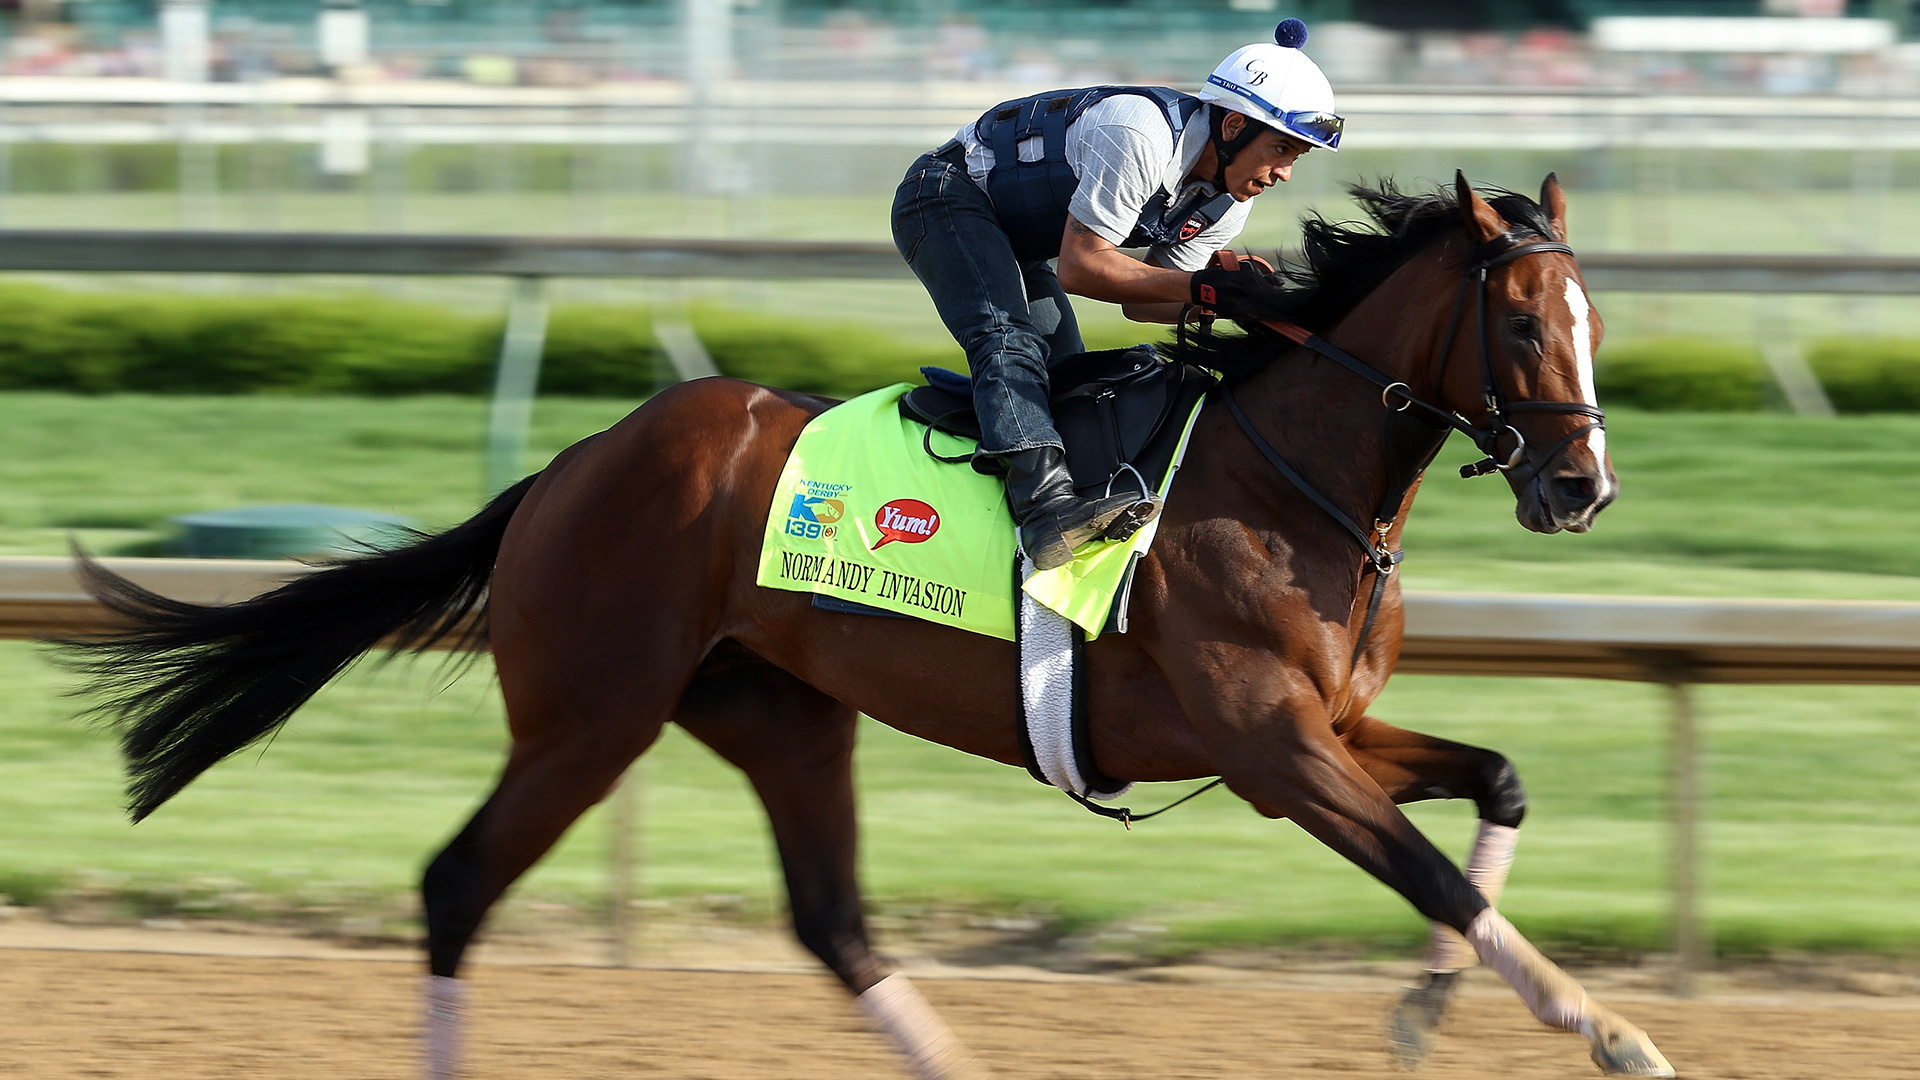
[1212,236,1604,668]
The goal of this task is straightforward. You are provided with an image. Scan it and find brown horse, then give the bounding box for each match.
[62,173,1670,1078]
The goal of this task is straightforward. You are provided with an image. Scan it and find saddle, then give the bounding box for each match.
[898,344,1214,506]
[898,346,1214,806]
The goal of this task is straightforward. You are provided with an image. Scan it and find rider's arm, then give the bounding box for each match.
[1055,215,1194,307]
[1126,196,1260,325]
[1119,301,1191,324]
[1118,250,1201,324]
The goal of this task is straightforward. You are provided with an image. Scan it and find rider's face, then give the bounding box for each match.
[1223,120,1311,201]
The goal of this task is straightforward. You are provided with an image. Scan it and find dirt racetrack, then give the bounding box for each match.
[4,925,1918,1079]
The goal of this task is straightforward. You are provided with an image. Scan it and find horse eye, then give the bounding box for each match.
[1508,314,1538,338]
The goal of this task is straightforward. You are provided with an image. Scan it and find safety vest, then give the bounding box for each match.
[975,85,1238,264]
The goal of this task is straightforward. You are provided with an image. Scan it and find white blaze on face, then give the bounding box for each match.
[1562,278,1612,499]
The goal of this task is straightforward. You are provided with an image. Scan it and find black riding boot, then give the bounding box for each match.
[1002,446,1160,571]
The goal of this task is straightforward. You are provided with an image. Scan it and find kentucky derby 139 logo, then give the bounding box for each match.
[871,498,939,549]
[785,479,849,540]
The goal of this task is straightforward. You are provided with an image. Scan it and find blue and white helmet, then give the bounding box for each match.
[1198,19,1344,151]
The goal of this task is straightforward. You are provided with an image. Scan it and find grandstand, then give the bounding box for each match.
[1,1,1915,88]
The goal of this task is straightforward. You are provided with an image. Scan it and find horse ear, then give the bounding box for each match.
[1454,170,1505,244]
[1540,172,1569,243]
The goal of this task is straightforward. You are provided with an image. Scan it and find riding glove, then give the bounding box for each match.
[1190,260,1289,321]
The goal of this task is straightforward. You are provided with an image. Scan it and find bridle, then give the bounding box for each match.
[1431,239,1605,486]
[1208,236,1604,668]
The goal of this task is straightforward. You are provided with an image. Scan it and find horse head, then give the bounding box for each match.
[1444,172,1616,535]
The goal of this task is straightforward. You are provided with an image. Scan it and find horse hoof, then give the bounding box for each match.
[1587,1017,1676,1078]
[1384,971,1457,1070]
[1385,1004,1434,1070]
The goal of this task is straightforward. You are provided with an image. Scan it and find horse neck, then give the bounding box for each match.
[1214,246,1462,537]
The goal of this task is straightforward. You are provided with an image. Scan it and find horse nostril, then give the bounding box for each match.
[1551,475,1597,510]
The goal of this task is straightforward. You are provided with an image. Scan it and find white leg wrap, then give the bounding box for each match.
[856,973,988,1080]
[1468,911,1676,1076]
[1427,821,1521,972]
[1465,909,1589,1033]
[422,975,467,1080]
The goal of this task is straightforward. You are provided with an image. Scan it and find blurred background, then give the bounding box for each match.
[1,0,1919,1000]
[1,0,1919,334]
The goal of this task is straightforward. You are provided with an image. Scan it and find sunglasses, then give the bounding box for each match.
[1280,110,1343,150]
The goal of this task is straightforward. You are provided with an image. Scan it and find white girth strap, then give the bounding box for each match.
[1017,552,1130,801]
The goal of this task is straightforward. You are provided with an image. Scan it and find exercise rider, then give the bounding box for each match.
[890,19,1343,569]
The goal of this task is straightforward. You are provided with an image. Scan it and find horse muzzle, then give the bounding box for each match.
[1515,465,1616,535]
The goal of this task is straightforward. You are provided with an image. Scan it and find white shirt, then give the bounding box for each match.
[953,93,1254,272]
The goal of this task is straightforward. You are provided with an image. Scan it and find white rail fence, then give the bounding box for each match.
[7,81,1920,152]
[12,555,1920,684]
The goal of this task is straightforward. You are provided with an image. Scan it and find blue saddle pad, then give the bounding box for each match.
[920,366,973,396]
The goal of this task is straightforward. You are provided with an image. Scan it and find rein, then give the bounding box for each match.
[1213,238,1597,669]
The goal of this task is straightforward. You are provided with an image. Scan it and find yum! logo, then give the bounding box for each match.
[871,498,939,549]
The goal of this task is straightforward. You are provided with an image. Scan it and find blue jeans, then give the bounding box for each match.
[891,145,1084,456]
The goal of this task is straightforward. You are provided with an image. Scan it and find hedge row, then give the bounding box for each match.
[4,282,1920,411]
[0,283,955,399]
[1594,337,1920,413]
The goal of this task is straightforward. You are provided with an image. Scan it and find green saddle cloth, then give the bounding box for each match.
[755,383,1203,641]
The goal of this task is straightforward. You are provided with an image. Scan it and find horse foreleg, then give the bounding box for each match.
[1225,712,1672,1077]
[1464,908,1675,1077]
[676,664,990,1080]
[1338,714,1527,1065]
[1384,820,1521,1067]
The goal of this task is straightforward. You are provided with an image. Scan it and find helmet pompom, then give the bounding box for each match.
[1274,18,1308,49]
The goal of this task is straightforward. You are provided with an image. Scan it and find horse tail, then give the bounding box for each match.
[58,472,541,823]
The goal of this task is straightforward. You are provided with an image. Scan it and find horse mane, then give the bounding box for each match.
[1168,179,1555,383]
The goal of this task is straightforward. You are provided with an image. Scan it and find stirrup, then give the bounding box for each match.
[1097,496,1162,544]
[1022,492,1154,571]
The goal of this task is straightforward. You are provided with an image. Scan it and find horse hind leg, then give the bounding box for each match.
[418,679,679,1079]
[1336,714,1528,1067]
[675,659,990,1080]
